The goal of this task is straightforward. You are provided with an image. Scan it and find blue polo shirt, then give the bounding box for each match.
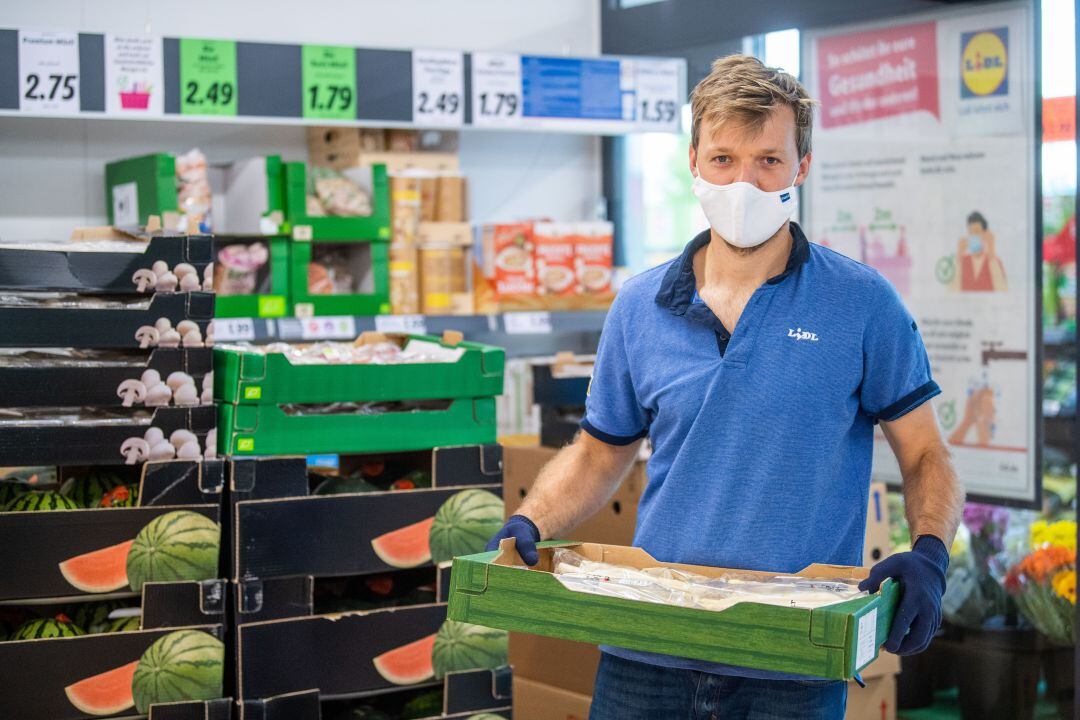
[581,223,939,679]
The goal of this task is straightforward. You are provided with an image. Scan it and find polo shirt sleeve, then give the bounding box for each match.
[580,294,649,445]
[860,280,941,423]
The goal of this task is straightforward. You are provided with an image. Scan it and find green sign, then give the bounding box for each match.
[258,295,287,317]
[180,38,237,116]
[302,45,356,120]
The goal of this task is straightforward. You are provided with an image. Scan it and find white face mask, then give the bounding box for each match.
[692,168,799,249]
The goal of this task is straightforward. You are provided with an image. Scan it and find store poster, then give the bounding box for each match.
[104,34,164,116]
[803,3,1038,504]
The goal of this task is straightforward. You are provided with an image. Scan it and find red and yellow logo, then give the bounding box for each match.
[961,28,1008,98]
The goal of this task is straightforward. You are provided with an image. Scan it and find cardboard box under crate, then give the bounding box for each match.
[448,541,899,681]
[218,397,496,457]
[214,333,503,405]
[212,235,291,318]
[0,232,212,295]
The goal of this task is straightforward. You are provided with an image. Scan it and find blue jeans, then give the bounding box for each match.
[589,652,847,720]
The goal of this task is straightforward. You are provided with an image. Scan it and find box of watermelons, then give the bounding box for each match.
[0,405,217,466]
[0,348,212,409]
[448,541,902,681]
[229,445,503,582]
[0,291,214,349]
[0,461,223,601]
[0,230,212,295]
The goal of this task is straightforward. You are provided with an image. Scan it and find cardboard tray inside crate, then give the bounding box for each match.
[448,540,899,680]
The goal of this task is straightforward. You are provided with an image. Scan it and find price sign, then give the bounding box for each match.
[19,30,79,113]
[105,34,164,116]
[302,44,356,120]
[634,59,682,131]
[179,38,237,116]
[471,52,522,128]
[212,318,256,342]
[412,49,464,126]
[300,315,357,340]
[375,315,428,334]
[504,311,553,335]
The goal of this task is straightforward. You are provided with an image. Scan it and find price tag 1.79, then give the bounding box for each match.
[412,49,465,127]
[302,44,356,120]
[504,311,553,335]
[19,30,80,113]
[375,315,427,335]
[471,52,522,128]
[212,318,256,342]
[634,58,682,131]
[179,38,237,116]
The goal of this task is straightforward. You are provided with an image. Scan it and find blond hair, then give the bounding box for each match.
[690,54,816,158]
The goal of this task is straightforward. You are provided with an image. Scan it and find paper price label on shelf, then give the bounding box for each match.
[179,38,237,116]
[302,44,356,120]
[19,30,80,113]
[375,315,427,335]
[104,34,164,116]
[634,58,682,131]
[412,49,465,126]
[471,52,522,127]
[212,318,256,342]
[300,316,357,340]
[504,311,553,335]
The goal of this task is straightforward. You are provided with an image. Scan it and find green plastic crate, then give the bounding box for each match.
[218,396,496,456]
[213,334,504,404]
[213,235,291,318]
[105,153,177,225]
[289,238,390,316]
[284,161,391,241]
[448,541,900,681]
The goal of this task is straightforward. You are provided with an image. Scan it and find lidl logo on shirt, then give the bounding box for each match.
[961,27,1008,98]
[780,192,791,203]
[787,327,819,342]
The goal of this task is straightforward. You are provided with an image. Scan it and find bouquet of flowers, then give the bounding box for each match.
[1005,520,1076,646]
[942,503,1015,628]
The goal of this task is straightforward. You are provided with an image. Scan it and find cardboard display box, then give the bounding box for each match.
[0,348,211,408]
[0,232,212,295]
[0,291,214,349]
[450,541,898,681]
[284,162,391,242]
[846,673,897,720]
[212,235,291,319]
[218,396,496,457]
[104,153,178,226]
[214,333,503,406]
[513,676,590,720]
[0,405,216,467]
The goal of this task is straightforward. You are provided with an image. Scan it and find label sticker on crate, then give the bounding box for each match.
[855,608,878,669]
[243,386,263,400]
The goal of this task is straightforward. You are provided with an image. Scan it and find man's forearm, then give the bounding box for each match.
[515,433,640,539]
[902,445,964,547]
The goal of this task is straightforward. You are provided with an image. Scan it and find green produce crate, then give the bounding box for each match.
[213,334,504,405]
[219,397,496,456]
[213,235,291,318]
[448,541,900,681]
[284,161,391,241]
[105,153,177,225]
[289,238,390,316]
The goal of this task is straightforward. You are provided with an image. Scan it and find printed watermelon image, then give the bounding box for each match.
[432,620,508,680]
[372,632,436,685]
[126,511,220,592]
[59,539,135,593]
[64,661,138,716]
[371,516,435,569]
[132,630,224,713]
[61,471,124,508]
[71,600,127,634]
[11,615,86,640]
[6,490,80,512]
[428,490,504,564]
[0,478,28,508]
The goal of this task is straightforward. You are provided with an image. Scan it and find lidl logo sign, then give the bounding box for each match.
[961,28,1008,98]
[237,437,255,452]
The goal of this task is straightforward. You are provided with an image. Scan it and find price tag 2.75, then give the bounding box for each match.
[302,45,356,120]
[412,49,464,127]
[19,30,79,113]
[179,38,237,116]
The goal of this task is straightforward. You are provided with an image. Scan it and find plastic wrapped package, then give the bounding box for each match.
[0,349,149,367]
[176,149,212,233]
[0,293,152,310]
[311,167,372,217]
[219,338,463,366]
[551,549,866,611]
[214,242,270,296]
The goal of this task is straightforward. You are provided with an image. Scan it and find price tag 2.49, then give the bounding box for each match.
[302,45,356,120]
[471,52,522,128]
[412,49,464,126]
[179,38,237,116]
[19,30,79,113]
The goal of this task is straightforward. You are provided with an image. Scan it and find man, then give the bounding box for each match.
[487,55,964,720]
[956,211,1007,292]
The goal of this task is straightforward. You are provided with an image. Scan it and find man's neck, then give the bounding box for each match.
[695,222,794,290]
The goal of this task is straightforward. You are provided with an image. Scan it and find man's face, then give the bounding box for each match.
[967,222,985,237]
[689,105,810,192]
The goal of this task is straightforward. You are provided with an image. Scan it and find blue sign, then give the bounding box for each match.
[521,56,622,120]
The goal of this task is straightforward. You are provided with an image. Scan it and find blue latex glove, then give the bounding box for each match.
[485,514,541,565]
[859,535,949,656]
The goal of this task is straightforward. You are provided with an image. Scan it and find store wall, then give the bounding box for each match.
[0,0,603,241]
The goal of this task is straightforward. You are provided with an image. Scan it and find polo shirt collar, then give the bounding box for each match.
[655,222,811,315]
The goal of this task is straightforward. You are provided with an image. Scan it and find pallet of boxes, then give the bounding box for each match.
[501,357,900,719]
[0,222,230,719]
[215,327,513,719]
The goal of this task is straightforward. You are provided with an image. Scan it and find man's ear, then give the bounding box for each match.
[794,151,812,187]
[689,143,698,178]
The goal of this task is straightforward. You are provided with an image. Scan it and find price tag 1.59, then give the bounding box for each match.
[504,311,553,335]
[471,52,522,128]
[302,44,356,120]
[179,38,237,116]
[412,49,464,127]
[19,30,80,113]
[634,58,682,131]
[375,315,427,335]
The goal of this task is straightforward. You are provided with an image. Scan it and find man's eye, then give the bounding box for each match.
[763,157,780,165]
[713,156,729,163]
